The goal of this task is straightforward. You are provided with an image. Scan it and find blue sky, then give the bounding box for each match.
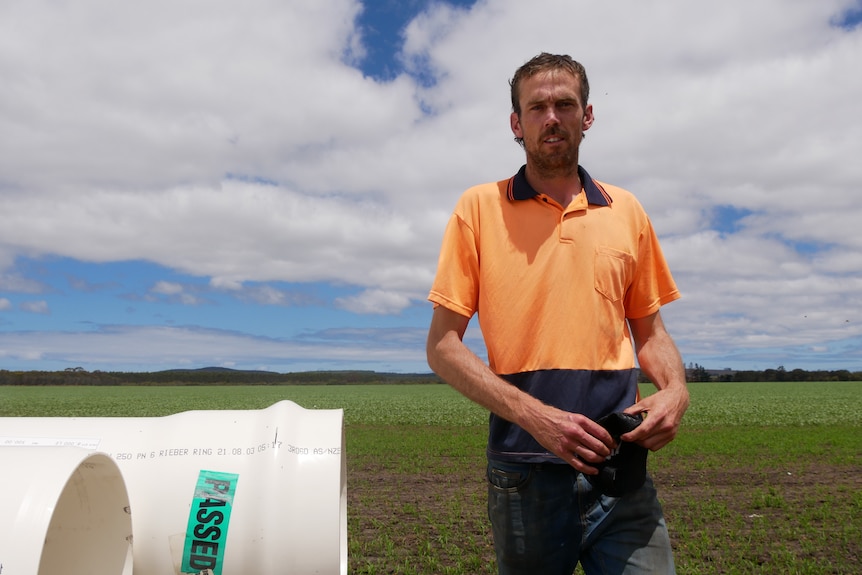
[1,0,861,373]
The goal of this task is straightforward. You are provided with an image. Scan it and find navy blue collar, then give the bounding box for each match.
[506,165,612,206]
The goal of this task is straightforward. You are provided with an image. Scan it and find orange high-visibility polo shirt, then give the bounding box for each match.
[429,165,680,463]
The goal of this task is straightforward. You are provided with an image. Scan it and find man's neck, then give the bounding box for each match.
[524,163,582,207]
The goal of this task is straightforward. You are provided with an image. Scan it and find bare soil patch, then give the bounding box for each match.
[347,454,862,574]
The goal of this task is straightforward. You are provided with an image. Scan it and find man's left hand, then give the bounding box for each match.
[621,385,689,451]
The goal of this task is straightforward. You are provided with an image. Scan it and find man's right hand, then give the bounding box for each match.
[427,306,616,475]
[525,407,617,475]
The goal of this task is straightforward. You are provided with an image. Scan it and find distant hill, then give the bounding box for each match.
[0,368,443,386]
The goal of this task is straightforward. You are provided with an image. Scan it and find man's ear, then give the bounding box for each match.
[583,103,595,132]
[510,112,523,139]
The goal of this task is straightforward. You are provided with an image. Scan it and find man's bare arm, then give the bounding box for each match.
[426,305,613,472]
[623,310,689,451]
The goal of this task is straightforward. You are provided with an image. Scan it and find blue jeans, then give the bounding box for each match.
[487,459,675,575]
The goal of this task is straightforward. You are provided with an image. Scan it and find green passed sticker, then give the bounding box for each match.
[181,470,239,575]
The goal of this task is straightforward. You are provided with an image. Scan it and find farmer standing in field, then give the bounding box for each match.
[426,53,690,574]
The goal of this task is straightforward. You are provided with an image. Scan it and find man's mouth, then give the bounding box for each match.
[542,130,567,144]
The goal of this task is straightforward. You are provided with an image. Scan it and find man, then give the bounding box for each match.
[426,53,689,574]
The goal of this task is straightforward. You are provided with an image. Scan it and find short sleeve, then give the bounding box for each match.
[428,211,480,319]
[624,217,680,319]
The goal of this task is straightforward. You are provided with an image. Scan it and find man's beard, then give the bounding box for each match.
[526,127,580,179]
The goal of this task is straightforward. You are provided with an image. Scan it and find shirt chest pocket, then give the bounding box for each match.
[594,246,634,303]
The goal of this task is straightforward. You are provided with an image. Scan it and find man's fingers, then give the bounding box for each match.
[571,458,601,475]
[623,402,648,415]
[621,411,679,450]
[569,439,609,464]
[564,445,602,475]
[620,412,652,442]
[566,415,615,451]
[555,414,617,473]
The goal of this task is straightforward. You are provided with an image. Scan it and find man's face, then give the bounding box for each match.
[510,70,594,177]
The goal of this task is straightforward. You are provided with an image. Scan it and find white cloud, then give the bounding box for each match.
[0,298,11,311]
[0,0,860,369]
[233,284,317,307]
[0,272,46,294]
[0,324,428,372]
[151,281,184,296]
[143,280,209,305]
[336,289,412,315]
[19,300,50,314]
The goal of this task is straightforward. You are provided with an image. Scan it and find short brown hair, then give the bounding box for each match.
[509,53,590,116]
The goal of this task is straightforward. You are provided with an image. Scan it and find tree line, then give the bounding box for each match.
[682,363,861,383]
[1,365,860,386]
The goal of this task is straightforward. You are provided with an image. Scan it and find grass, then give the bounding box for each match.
[1,381,860,574]
[3,380,861,426]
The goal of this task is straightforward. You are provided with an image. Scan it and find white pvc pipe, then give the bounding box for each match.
[0,447,133,575]
[0,400,345,575]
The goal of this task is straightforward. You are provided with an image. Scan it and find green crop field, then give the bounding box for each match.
[1,381,860,574]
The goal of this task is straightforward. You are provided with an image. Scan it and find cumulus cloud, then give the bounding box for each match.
[0,0,860,370]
